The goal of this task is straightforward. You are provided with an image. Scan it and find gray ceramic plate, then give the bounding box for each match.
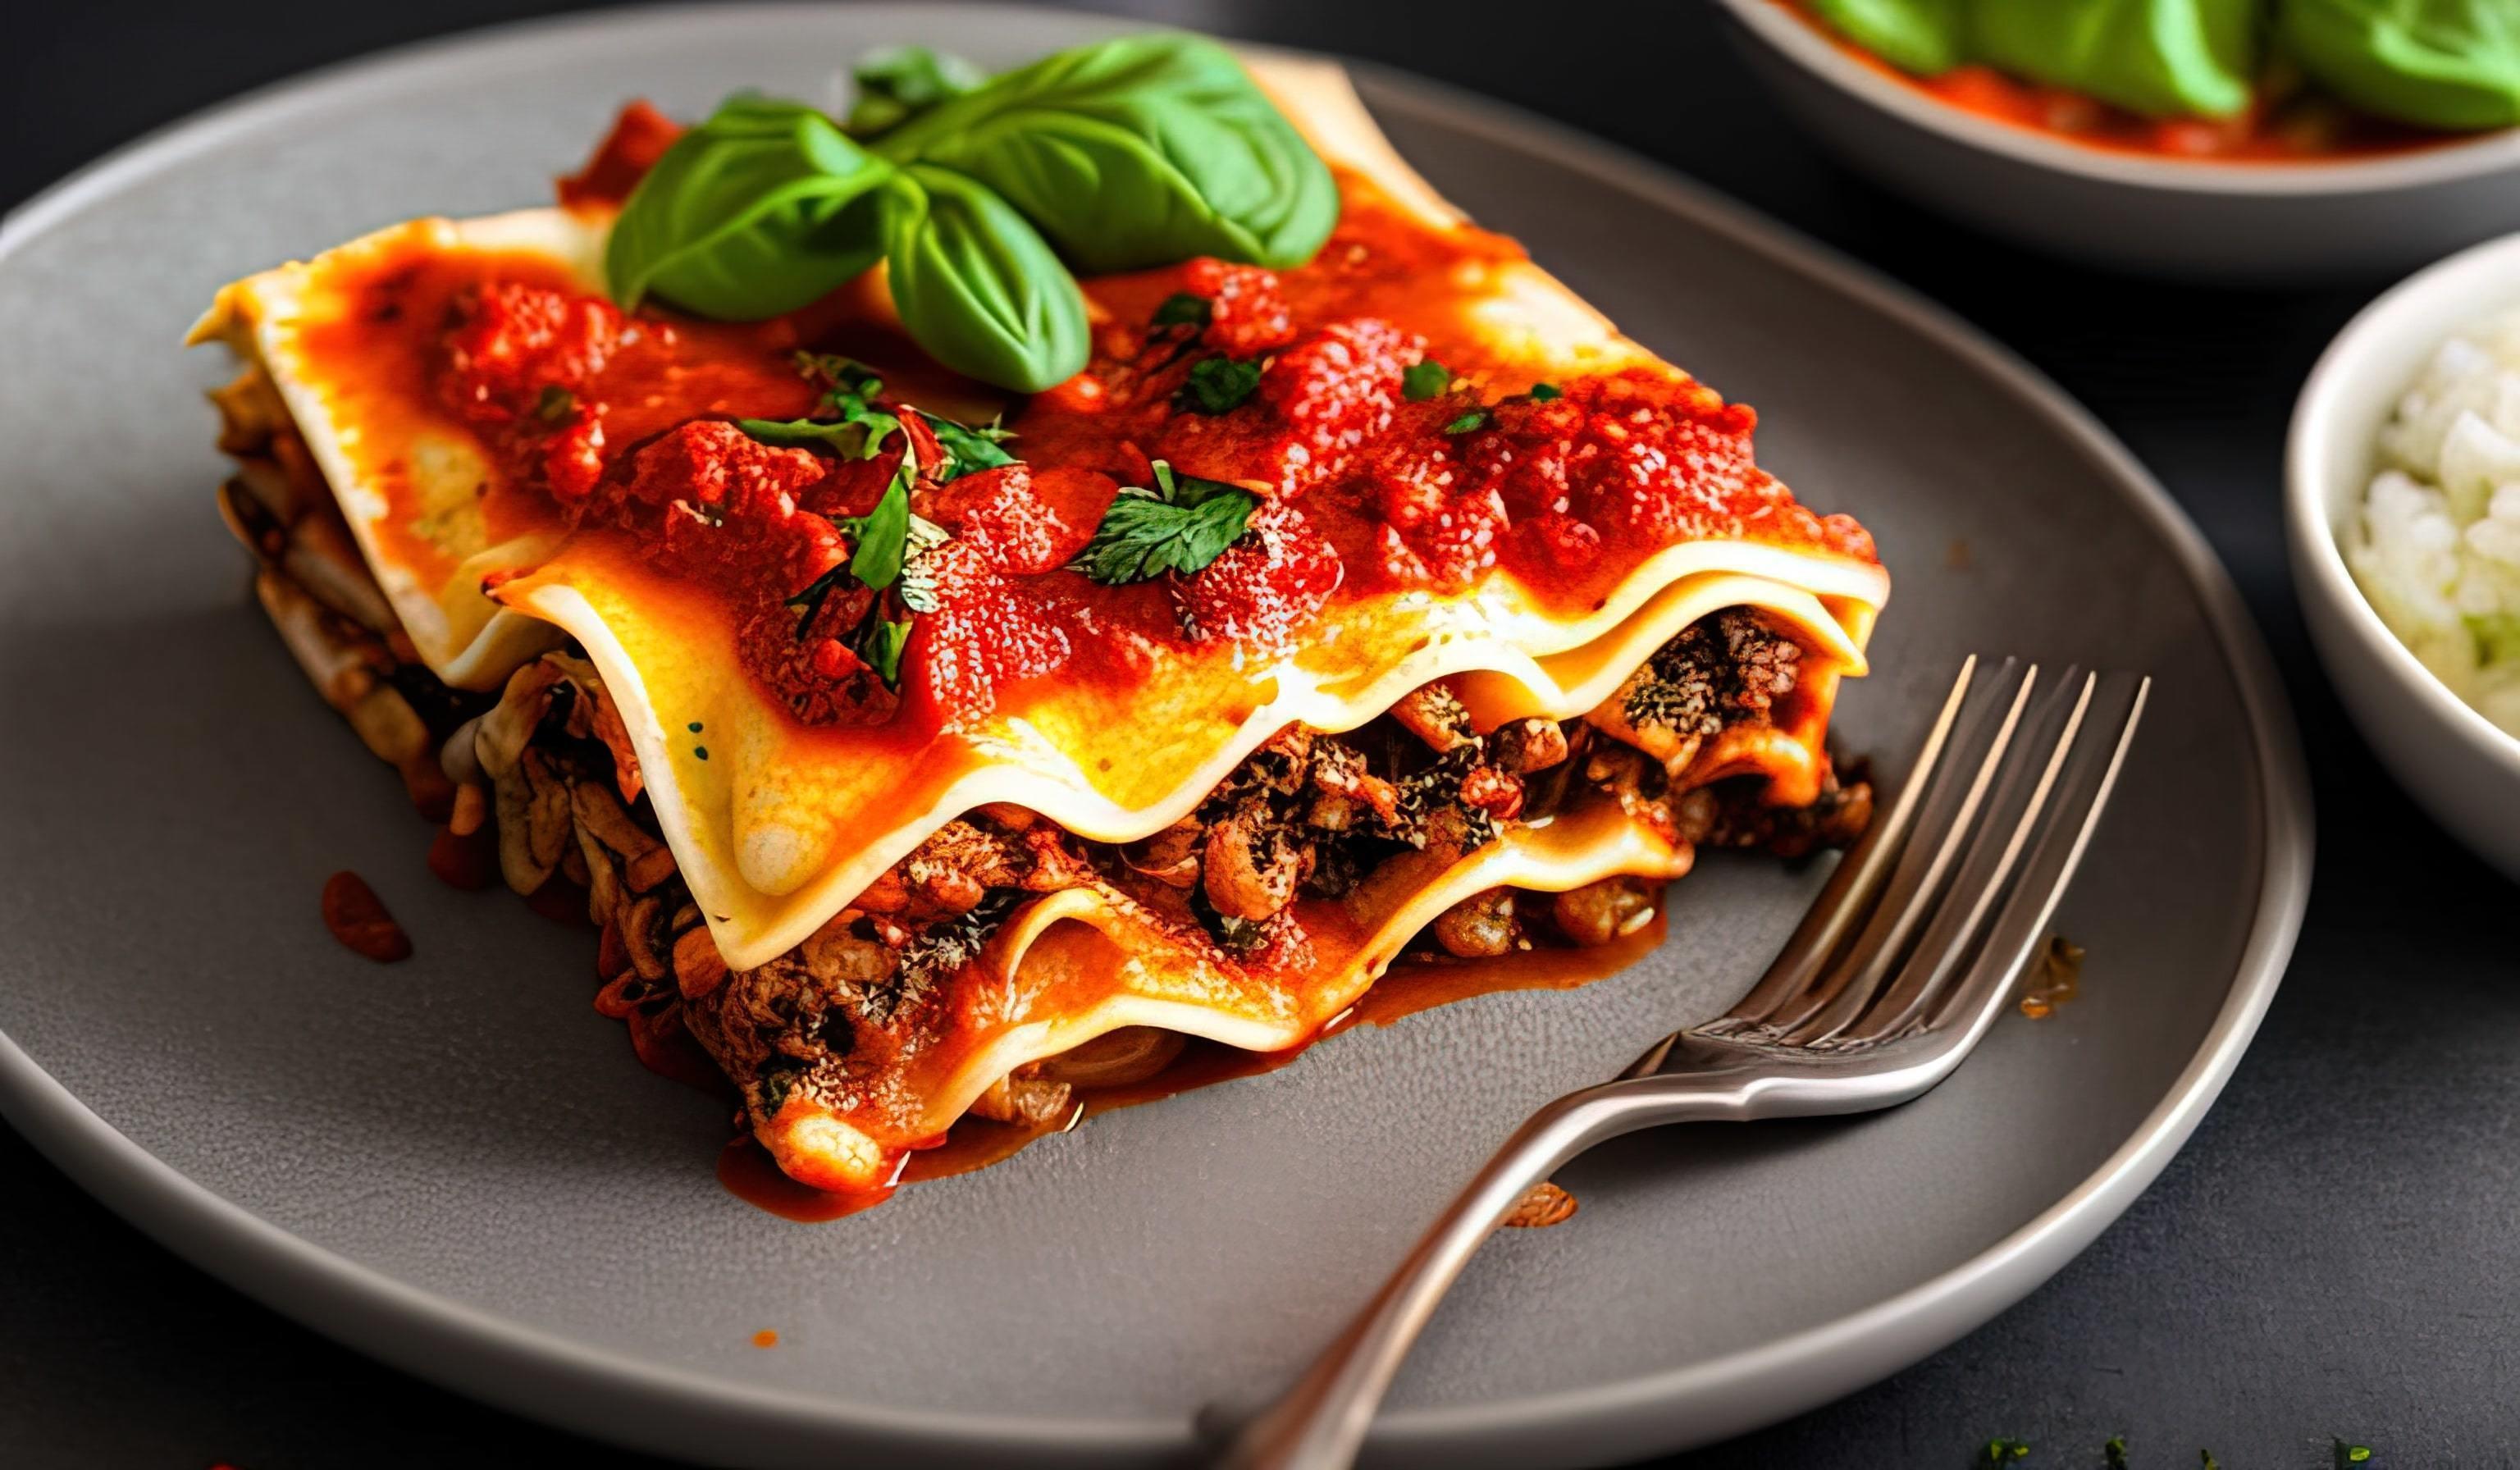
[0,7,2310,1466]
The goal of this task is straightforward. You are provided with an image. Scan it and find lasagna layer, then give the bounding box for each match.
[194,54,1887,1194]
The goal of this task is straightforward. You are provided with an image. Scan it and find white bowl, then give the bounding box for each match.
[2288,231,2520,882]
[1713,0,2520,284]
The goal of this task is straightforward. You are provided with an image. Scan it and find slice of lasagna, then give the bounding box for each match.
[192,54,1887,1200]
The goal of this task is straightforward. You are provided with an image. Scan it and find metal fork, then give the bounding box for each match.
[1216,656,2150,1470]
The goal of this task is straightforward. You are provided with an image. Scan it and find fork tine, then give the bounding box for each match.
[1701,655,1979,1034]
[1917,672,2148,1038]
[1746,660,2039,1038]
[1819,668,2102,1046]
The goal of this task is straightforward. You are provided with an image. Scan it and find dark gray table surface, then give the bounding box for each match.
[6,2,2514,1466]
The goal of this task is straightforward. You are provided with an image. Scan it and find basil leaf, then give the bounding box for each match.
[605,96,897,317]
[1970,0,2258,119]
[844,45,987,137]
[841,474,913,590]
[1810,0,1965,75]
[1401,359,1451,401]
[872,34,1338,273]
[2279,0,2520,129]
[878,165,1089,393]
[919,410,1018,480]
[1178,356,1262,413]
[1075,459,1258,583]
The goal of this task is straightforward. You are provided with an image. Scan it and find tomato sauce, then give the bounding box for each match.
[300,135,1872,746]
[1776,0,2472,162]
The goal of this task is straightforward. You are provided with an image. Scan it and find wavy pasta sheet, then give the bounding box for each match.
[746,791,1695,1188]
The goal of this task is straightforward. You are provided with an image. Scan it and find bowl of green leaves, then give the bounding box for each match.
[1714,0,2520,282]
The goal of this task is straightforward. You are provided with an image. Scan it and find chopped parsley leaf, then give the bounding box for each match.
[1152,291,1212,330]
[1075,459,1257,584]
[1178,356,1262,414]
[1528,381,1563,400]
[1442,409,1489,435]
[920,409,1016,481]
[838,475,913,590]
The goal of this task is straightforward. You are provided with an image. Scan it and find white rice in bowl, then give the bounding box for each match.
[2345,306,2520,739]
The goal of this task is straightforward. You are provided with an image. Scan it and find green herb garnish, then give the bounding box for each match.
[605,34,1337,391]
[839,476,913,591]
[2105,1437,2129,1469]
[533,385,578,423]
[2335,1441,2373,1467]
[1179,356,1262,414]
[1982,1440,2029,1464]
[1402,359,1452,400]
[857,616,914,684]
[756,1061,801,1115]
[1153,291,1213,330]
[1528,381,1563,400]
[921,411,1016,481]
[1075,459,1258,584]
[1442,409,1489,435]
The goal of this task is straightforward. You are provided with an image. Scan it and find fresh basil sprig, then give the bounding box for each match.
[1075,460,1258,583]
[601,34,1336,394]
[605,97,894,318]
[867,34,1339,275]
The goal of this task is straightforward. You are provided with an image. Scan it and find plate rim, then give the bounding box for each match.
[0,7,2314,1464]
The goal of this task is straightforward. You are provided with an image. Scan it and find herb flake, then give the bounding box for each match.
[1442,409,1489,435]
[1152,291,1212,330]
[1179,355,1262,414]
[1402,359,1451,400]
[1075,459,1258,584]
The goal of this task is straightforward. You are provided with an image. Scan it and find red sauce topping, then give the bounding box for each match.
[320,110,1874,746]
[556,98,685,210]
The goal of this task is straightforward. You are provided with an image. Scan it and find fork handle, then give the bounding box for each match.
[1215,1084,1715,1469]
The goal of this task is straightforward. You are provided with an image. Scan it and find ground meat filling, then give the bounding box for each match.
[688,607,1863,1130]
[1624,609,1802,739]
